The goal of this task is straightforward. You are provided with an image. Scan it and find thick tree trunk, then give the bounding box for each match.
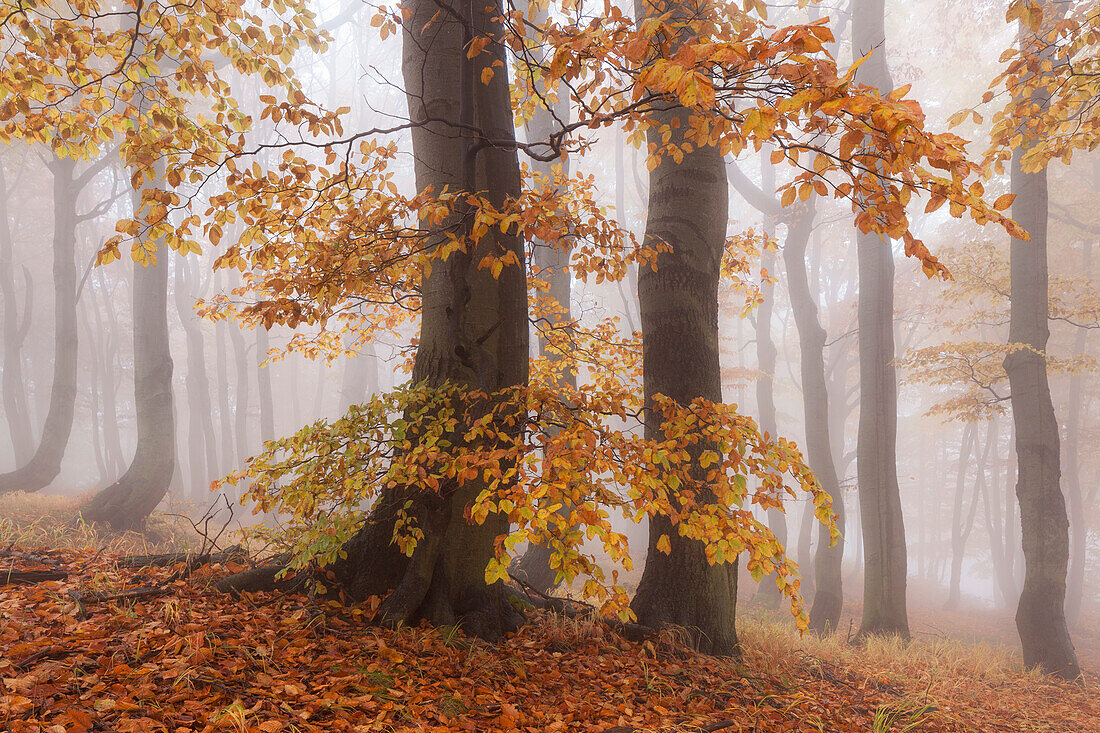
[81,186,176,530]
[1004,149,1080,678]
[0,163,33,465]
[852,0,909,639]
[0,157,79,493]
[629,0,737,656]
[327,0,528,640]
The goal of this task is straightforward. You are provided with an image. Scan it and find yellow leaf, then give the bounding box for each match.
[656,534,672,555]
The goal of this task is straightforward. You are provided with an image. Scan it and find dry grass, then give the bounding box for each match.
[0,490,201,554]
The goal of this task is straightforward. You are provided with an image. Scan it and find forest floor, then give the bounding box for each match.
[1,497,1098,732]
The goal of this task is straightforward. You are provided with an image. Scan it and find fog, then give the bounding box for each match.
[1,0,1096,670]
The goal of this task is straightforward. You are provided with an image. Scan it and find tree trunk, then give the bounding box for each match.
[256,326,274,444]
[945,424,974,610]
[511,22,576,594]
[629,0,737,656]
[752,157,785,611]
[782,205,847,633]
[0,162,33,465]
[852,0,909,640]
[1063,243,1089,627]
[0,157,79,493]
[214,271,235,474]
[327,0,528,640]
[81,184,176,530]
[174,257,218,499]
[1004,147,1080,678]
[90,274,125,477]
[230,321,250,462]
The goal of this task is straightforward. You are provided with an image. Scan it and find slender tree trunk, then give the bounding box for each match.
[91,275,125,476]
[174,258,218,499]
[0,157,79,493]
[945,424,975,610]
[1004,147,1080,678]
[1063,244,1089,627]
[256,326,274,444]
[0,163,33,465]
[629,0,737,656]
[752,158,785,611]
[230,322,250,461]
[781,205,847,633]
[852,0,909,639]
[214,272,234,474]
[327,0,528,640]
[81,183,176,530]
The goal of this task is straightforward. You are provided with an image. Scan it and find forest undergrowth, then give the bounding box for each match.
[1,495,1097,733]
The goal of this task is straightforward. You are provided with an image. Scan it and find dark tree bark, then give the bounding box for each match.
[629,0,737,656]
[1004,149,1080,678]
[0,156,80,493]
[325,0,528,640]
[81,183,176,531]
[0,162,34,465]
[852,0,909,640]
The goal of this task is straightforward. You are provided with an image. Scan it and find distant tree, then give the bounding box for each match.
[851,0,910,640]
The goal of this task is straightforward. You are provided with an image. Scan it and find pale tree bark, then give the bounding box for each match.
[0,162,33,465]
[214,271,234,474]
[1063,242,1090,627]
[852,0,909,639]
[230,320,250,461]
[511,19,576,593]
[629,0,737,656]
[1004,150,1080,678]
[324,0,529,639]
[945,423,981,610]
[90,272,125,476]
[173,257,218,499]
[256,325,274,445]
[0,156,80,493]
[726,156,846,631]
[750,156,785,611]
[81,181,176,530]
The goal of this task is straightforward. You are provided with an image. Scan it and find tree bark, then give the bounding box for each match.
[1063,244,1089,627]
[325,0,528,640]
[629,0,737,657]
[0,162,33,465]
[256,325,275,445]
[751,157,785,611]
[511,18,576,594]
[852,0,909,639]
[174,257,218,499]
[785,208,847,633]
[81,183,176,531]
[1004,148,1080,678]
[0,156,79,493]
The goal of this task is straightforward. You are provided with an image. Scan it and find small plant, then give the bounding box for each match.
[872,699,939,733]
